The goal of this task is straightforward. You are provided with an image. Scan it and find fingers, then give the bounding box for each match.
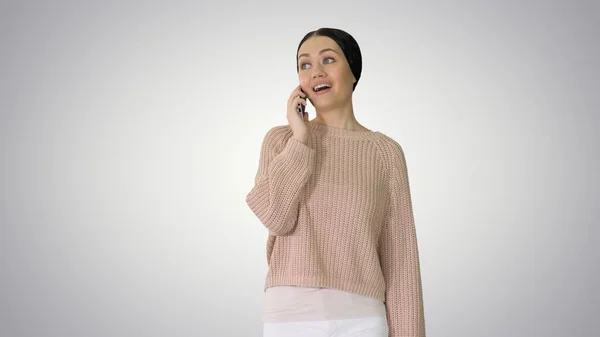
[288,85,306,103]
[297,85,307,98]
[295,99,307,116]
[289,87,307,111]
[288,85,310,121]
[295,95,307,106]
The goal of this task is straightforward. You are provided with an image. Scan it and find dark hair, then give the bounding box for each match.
[296,28,362,92]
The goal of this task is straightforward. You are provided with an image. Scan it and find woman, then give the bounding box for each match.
[245,27,426,337]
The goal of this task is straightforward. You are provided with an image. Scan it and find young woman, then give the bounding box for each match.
[246,27,426,337]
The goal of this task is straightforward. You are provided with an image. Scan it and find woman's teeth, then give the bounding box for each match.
[313,84,332,92]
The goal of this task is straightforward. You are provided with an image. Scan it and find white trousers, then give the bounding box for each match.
[263,315,388,337]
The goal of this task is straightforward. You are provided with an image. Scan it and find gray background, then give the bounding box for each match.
[1,0,598,336]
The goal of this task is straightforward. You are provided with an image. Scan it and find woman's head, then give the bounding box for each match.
[296,28,362,111]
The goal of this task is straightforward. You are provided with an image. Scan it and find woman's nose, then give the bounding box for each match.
[311,65,325,78]
[312,70,325,78]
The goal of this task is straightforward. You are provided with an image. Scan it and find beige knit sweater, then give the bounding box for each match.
[245,120,426,337]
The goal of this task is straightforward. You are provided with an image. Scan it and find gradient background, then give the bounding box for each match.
[1,1,598,336]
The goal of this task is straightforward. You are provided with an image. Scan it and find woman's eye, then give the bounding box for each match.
[300,57,333,69]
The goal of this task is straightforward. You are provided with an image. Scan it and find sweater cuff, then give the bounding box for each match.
[270,137,316,175]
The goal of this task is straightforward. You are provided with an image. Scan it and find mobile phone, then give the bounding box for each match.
[297,89,305,116]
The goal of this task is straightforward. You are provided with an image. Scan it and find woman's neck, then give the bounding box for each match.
[310,115,369,132]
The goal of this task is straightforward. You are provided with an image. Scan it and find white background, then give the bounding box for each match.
[1,1,598,336]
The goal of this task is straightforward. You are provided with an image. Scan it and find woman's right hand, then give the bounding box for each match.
[286,85,311,144]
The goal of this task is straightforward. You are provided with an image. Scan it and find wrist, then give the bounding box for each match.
[293,135,308,145]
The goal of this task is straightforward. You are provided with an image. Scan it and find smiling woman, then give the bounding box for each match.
[245,27,426,337]
[295,31,362,127]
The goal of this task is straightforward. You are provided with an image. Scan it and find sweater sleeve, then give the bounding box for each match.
[245,127,316,236]
[379,140,426,337]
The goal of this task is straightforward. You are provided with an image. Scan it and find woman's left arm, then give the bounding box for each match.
[379,139,426,337]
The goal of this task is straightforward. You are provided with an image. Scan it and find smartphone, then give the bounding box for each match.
[297,89,305,116]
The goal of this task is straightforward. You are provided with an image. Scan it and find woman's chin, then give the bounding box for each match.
[313,100,341,112]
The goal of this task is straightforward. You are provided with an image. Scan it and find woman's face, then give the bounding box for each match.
[297,36,356,111]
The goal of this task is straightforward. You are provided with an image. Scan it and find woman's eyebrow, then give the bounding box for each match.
[298,48,339,60]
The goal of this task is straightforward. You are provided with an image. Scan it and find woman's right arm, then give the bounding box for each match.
[245,126,316,236]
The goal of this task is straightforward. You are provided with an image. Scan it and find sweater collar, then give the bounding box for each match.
[309,120,378,140]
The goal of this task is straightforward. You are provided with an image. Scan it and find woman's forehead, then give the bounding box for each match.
[298,36,341,56]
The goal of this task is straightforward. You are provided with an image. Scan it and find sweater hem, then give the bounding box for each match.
[264,275,385,302]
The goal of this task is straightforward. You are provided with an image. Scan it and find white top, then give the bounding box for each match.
[263,286,386,323]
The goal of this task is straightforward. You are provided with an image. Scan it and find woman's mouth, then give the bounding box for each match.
[313,83,332,95]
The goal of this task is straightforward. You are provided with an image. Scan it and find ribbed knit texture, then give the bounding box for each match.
[245,120,426,337]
